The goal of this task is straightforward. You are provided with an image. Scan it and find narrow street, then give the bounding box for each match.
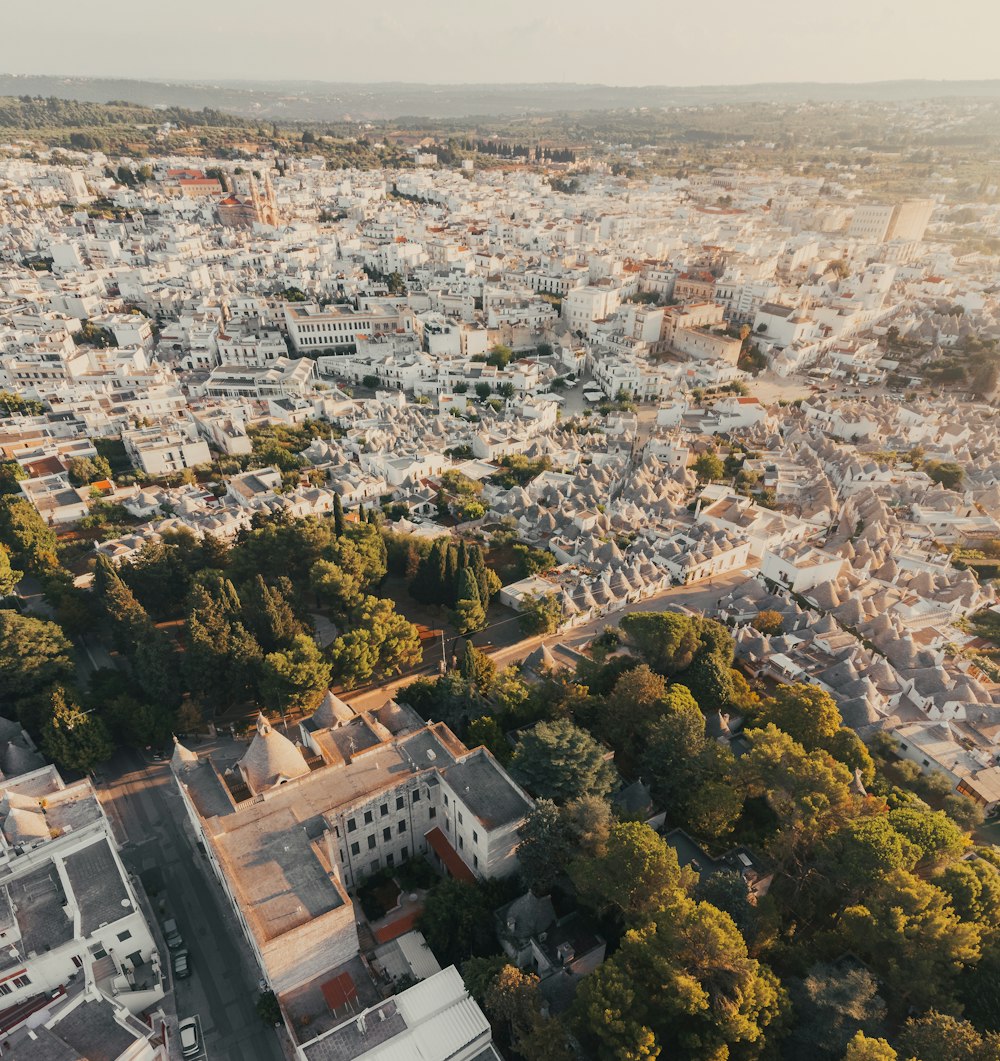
[99,750,285,1061]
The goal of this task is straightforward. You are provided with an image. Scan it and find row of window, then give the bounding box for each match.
[345,790,425,834]
[0,973,31,995]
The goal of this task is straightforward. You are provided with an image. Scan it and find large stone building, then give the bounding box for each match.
[170,700,533,994]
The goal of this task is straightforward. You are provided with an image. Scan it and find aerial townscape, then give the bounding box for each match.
[2,9,1000,1061]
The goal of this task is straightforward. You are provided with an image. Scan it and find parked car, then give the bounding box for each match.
[173,949,190,979]
[163,918,183,950]
[179,1017,200,1057]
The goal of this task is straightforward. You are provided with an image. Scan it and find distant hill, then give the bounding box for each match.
[2,74,999,122]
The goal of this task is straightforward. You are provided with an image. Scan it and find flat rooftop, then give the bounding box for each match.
[63,838,131,935]
[441,753,532,830]
[5,865,73,962]
[215,807,345,942]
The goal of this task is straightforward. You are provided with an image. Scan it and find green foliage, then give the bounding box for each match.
[571,821,686,923]
[512,543,555,578]
[41,686,113,774]
[785,963,887,1061]
[924,459,964,491]
[327,595,421,688]
[842,1032,898,1061]
[518,592,563,635]
[417,878,503,967]
[255,990,281,1025]
[0,610,74,704]
[573,899,786,1060]
[489,454,551,489]
[260,634,332,714]
[0,496,59,573]
[693,451,725,482]
[840,869,980,1010]
[0,544,22,596]
[510,719,616,804]
[896,1010,1000,1061]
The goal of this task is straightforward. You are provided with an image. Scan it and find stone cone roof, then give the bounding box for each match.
[238,714,309,793]
[312,690,356,729]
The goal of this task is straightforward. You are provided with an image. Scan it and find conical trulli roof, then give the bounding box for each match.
[312,690,356,729]
[171,736,200,773]
[238,714,309,793]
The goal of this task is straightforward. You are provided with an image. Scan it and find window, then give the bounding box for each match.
[396,795,405,810]
[334,825,340,837]
[458,811,464,825]
[383,827,391,842]
[350,842,360,857]
[444,793,449,806]
[380,803,389,817]
[922,759,930,767]
[368,835,377,850]
[429,806,436,819]
[347,818,357,833]
[0,984,9,996]
[472,830,478,845]
[12,975,30,989]
[473,855,479,869]
[900,744,908,751]
[370,859,379,873]
[398,821,407,834]
[412,790,421,803]
[117,930,132,943]
[386,853,394,867]
[364,810,373,825]
[339,849,344,862]
[458,836,464,849]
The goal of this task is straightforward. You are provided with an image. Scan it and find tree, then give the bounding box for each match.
[839,869,980,1010]
[693,452,725,482]
[573,900,785,1060]
[571,821,687,924]
[816,816,919,901]
[896,1011,1000,1061]
[510,719,616,804]
[184,584,262,709]
[0,496,58,572]
[260,634,332,714]
[0,610,74,704]
[620,612,701,676]
[241,576,305,653]
[924,460,963,491]
[475,382,492,400]
[0,544,22,596]
[41,686,113,773]
[94,555,154,651]
[751,609,784,635]
[458,639,496,693]
[466,716,509,762]
[785,963,887,1061]
[327,595,421,688]
[936,859,1000,942]
[518,593,562,635]
[518,800,571,896]
[842,1032,897,1061]
[256,990,281,1025]
[311,558,363,616]
[0,460,27,495]
[453,567,486,634]
[417,878,500,967]
[757,683,843,751]
[333,493,345,537]
[886,807,967,869]
[599,664,668,766]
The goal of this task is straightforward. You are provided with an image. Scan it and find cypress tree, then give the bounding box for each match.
[444,543,460,605]
[333,494,345,537]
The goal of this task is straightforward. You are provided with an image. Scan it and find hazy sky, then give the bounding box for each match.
[3,0,998,86]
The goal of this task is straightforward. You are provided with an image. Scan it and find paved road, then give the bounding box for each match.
[99,750,284,1061]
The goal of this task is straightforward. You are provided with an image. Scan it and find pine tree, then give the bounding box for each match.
[444,543,460,604]
[453,568,486,634]
[94,555,153,651]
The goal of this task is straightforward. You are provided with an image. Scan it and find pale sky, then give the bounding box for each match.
[3,0,998,86]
